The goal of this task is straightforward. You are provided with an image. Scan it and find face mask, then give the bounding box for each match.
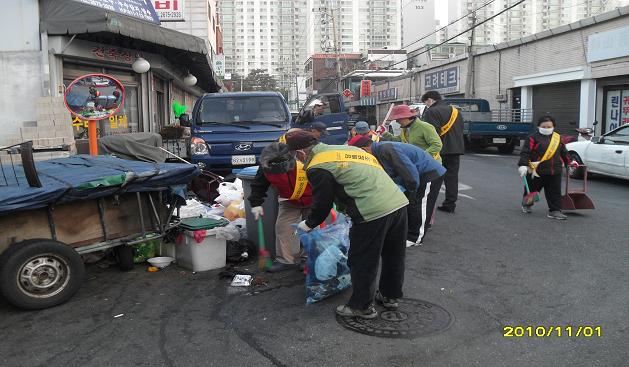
[538,127,554,135]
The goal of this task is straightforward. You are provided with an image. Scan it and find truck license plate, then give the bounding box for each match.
[493,138,507,144]
[231,155,256,165]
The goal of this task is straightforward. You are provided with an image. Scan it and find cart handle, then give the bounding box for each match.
[565,164,589,195]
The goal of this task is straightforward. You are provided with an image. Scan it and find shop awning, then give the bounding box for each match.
[40,0,222,92]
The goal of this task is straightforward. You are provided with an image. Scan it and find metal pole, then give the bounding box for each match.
[330,7,341,92]
[465,13,476,98]
[88,120,98,155]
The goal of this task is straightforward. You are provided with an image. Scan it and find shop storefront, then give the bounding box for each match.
[40,0,221,139]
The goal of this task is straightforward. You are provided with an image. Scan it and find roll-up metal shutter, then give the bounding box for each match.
[532,82,581,135]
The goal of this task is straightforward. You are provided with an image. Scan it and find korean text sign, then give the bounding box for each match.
[424,67,459,94]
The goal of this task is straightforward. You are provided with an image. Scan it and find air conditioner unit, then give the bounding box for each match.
[496,94,507,102]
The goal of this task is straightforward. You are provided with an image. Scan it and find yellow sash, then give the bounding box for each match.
[306,150,383,170]
[529,132,560,173]
[439,107,459,137]
[289,161,308,200]
[278,134,287,144]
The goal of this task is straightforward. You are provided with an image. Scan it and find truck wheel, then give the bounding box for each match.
[0,239,85,310]
[114,245,135,271]
[498,143,515,154]
[568,152,584,179]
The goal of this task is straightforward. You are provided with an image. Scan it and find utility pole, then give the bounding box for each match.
[465,13,476,98]
[330,6,341,92]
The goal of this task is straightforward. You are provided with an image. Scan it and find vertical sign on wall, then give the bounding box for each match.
[606,91,621,132]
[360,80,372,97]
[622,91,629,127]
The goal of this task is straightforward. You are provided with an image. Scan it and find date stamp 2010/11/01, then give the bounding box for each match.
[503,326,602,338]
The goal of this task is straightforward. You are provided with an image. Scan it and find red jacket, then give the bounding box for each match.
[248,167,313,207]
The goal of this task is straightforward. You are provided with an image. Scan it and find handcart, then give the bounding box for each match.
[562,165,595,210]
[0,142,199,310]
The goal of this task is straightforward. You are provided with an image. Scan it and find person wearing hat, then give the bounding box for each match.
[309,122,330,140]
[296,99,326,126]
[421,91,465,213]
[378,104,443,163]
[248,142,313,272]
[285,130,409,319]
[349,136,445,247]
[350,121,379,143]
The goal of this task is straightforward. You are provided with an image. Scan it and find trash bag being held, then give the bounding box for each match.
[298,213,352,304]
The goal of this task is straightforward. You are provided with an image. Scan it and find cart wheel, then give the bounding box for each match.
[0,239,85,310]
[568,152,584,179]
[114,246,134,271]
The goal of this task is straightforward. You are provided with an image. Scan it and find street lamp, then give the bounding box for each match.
[184,73,198,87]
[132,57,150,73]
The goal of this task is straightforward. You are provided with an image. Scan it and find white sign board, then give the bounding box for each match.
[153,0,185,22]
[587,26,629,63]
[213,54,225,78]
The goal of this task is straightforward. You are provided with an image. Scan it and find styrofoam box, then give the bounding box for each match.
[176,231,226,272]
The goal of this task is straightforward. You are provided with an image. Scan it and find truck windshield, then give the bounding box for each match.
[198,96,288,124]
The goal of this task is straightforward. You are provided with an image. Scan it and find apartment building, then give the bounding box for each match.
[449,0,629,46]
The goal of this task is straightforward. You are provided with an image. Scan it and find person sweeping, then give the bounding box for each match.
[518,115,578,220]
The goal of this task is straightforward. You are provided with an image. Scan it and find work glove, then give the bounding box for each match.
[251,206,264,220]
[568,160,580,168]
[375,124,388,136]
[518,166,528,177]
[297,220,312,233]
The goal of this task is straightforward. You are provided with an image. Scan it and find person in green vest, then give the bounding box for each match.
[378,104,443,163]
[285,130,409,320]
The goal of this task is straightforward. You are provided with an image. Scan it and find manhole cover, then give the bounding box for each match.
[336,298,453,338]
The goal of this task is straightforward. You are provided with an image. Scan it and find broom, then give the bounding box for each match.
[522,176,540,206]
[257,218,272,271]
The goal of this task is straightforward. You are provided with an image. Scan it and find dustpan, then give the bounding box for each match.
[561,165,595,210]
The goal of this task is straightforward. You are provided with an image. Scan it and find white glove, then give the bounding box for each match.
[518,166,528,177]
[375,125,388,136]
[251,206,264,220]
[297,220,312,233]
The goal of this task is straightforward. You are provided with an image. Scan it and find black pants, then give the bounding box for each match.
[347,208,408,310]
[524,173,563,212]
[441,154,461,209]
[407,175,444,243]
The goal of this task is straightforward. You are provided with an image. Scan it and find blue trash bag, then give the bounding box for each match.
[298,213,352,304]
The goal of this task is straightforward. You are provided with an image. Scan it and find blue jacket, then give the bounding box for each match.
[370,141,446,192]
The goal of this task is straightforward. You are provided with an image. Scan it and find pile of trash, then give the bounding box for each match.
[179,178,247,241]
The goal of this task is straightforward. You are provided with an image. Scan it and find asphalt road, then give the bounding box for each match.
[1,151,628,367]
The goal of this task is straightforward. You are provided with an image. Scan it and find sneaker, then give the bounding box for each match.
[266,262,297,273]
[375,290,399,309]
[335,304,378,319]
[437,206,455,213]
[521,205,532,213]
[406,240,415,248]
[547,211,567,220]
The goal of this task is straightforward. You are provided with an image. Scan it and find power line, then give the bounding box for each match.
[381,0,527,71]
[365,0,499,66]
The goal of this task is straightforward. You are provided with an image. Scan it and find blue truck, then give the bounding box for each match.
[185,92,291,171]
[444,98,533,154]
[184,91,351,172]
[293,93,351,145]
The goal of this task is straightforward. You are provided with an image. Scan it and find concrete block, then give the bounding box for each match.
[33,152,53,162]
[52,138,65,146]
[20,127,38,140]
[50,152,70,160]
[37,119,55,127]
[37,128,56,139]
[4,135,23,146]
